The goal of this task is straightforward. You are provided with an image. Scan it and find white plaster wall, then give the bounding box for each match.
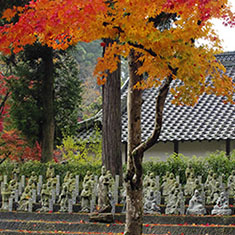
[121,139,235,163]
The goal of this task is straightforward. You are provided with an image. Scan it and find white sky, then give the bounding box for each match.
[212,0,235,51]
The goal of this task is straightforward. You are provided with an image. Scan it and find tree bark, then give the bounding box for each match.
[41,47,55,162]
[102,38,122,182]
[132,66,178,157]
[124,50,177,234]
[124,50,143,235]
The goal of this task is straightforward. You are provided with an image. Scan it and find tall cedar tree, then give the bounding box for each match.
[102,38,122,182]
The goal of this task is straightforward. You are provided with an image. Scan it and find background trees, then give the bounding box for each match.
[0,1,83,162]
[5,46,82,146]
[72,41,103,120]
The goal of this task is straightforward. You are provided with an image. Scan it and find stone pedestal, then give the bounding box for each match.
[89,212,114,223]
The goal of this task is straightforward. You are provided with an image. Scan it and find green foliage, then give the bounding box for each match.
[143,151,235,184]
[4,45,82,146]
[0,159,101,184]
[0,160,15,177]
[54,51,82,143]
[20,160,47,178]
[57,126,102,165]
[71,41,102,81]
[165,153,188,183]
[0,151,233,186]
[70,41,102,120]
[203,150,235,180]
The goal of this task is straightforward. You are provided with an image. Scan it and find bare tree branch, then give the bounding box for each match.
[132,67,178,157]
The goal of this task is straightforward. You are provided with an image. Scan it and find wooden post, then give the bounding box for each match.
[174,140,179,155]
[226,139,230,157]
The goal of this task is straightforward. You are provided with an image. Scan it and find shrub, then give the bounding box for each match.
[0,151,233,186]
[142,151,234,184]
[57,127,102,165]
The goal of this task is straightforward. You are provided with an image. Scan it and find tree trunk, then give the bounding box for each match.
[102,38,122,182]
[41,47,55,162]
[124,50,143,235]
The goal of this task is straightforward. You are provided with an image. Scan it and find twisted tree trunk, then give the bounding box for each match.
[124,50,177,234]
[124,50,143,235]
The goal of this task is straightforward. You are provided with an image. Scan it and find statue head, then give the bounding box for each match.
[209,170,213,176]
[213,173,217,179]
[101,166,106,175]
[194,189,200,196]
[220,192,225,198]
[28,178,33,185]
[190,172,195,178]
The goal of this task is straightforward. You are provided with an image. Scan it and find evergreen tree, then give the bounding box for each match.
[6,45,82,147]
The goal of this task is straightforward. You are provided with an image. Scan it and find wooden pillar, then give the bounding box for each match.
[174,140,179,155]
[226,139,230,157]
[124,141,128,164]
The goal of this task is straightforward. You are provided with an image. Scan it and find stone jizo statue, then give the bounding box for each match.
[1,183,11,210]
[83,171,92,188]
[186,190,206,215]
[80,184,92,212]
[58,184,70,212]
[162,172,176,197]
[184,172,196,196]
[212,191,232,215]
[144,189,161,214]
[165,187,181,215]
[38,184,50,212]
[97,166,111,212]
[17,187,31,211]
[227,170,235,197]
[46,164,55,179]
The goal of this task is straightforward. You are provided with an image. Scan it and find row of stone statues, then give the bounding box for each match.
[142,168,234,215]
[1,164,79,213]
[0,164,234,216]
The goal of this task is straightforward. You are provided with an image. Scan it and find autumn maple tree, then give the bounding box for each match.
[0,0,235,234]
[0,73,42,163]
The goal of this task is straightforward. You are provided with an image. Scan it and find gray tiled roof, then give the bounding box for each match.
[78,51,235,143]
